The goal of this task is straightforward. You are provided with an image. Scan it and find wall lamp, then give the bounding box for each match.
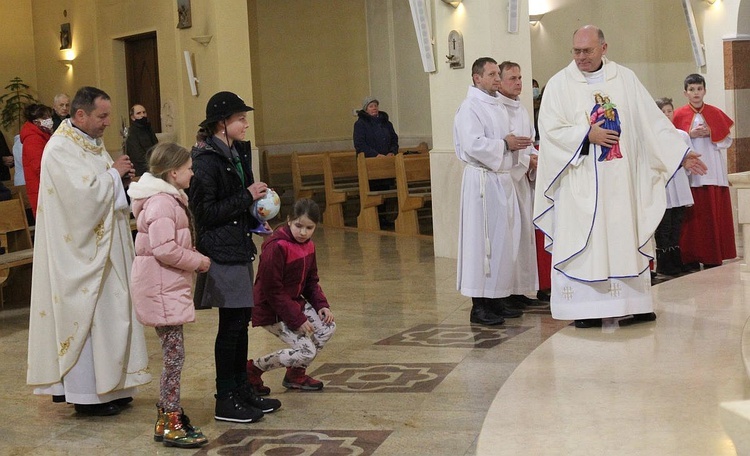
[441,0,462,8]
[704,0,716,4]
[529,13,544,25]
[59,59,73,68]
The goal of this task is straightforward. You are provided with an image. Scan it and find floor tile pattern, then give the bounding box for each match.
[195,429,392,456]
[375,323,531,349]
[310,363,457,393]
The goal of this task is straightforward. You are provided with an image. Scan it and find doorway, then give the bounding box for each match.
[123,32,161,134]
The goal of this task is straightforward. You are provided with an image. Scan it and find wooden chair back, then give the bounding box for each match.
[0,197,32,252]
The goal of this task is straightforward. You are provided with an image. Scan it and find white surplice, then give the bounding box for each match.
[685,112,732,188]
[27,119,151,402]
[666,130,694,209]
[534,59,690,320]
[497,92,538,294]
[454,86,529,298]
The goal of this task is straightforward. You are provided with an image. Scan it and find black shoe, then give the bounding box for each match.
[506,294,530,310]
[110,397,133,407]
[214,391,264,423]
[491,298,524,318]
[536,290,551,302]
[235,384,281,413]
[74,403,121,416]
[574,318,602,328]
[618,312,657,326]
[633,312,657,322]
[52,395,66,403]
[470,300,505,326]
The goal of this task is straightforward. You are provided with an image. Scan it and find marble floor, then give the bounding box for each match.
[0,226,744,455]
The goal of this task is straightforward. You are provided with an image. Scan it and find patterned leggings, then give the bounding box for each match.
[155,325,184,413]
[255,303,336,371]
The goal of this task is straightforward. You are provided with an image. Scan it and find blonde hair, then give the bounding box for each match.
[148,142,191,181]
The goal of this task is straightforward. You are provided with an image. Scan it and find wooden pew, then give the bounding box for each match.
[356,153,398,231]
[398,141,429,155]
[394,153,432,235]
[291,151,326,200]
[322,151,359,227]
[0,197,34,308]
[261,150,293,198]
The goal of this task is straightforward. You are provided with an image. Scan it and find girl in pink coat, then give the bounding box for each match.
[128,142,210,449]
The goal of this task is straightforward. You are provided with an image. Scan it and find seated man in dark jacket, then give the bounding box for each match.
[353,97,399,157]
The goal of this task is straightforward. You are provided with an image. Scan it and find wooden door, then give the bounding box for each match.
[124,32,161,133]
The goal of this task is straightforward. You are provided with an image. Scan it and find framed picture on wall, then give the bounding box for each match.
[60,23,71,49]
[177,0,192,29]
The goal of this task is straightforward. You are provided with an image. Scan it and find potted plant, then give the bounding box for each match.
[0,77,38,134]
[0,77,38,185]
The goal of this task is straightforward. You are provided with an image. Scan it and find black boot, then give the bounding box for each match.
[490,298,524,318]
[470,298,505,326]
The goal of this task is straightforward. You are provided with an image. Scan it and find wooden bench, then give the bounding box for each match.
[398,141,429,155]
[261,150,294,198]
[322,151,359,227]
[394,153,432,235]
[356,153,398,231]
[291,151,326,200]
[0,197,34,308]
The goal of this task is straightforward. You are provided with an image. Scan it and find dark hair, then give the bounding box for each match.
[684,73,706,90]
[471,57,497,77]
[655,97,673,110]
[23,104,53,122]
[71,86,110,116]
[498,61,520,78]
[288,198,321,225]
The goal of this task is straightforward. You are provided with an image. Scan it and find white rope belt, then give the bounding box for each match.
[467,164,510,275]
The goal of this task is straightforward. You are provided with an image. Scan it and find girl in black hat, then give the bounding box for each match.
[188,91,282,423]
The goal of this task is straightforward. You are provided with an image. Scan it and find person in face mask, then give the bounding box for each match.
[126,104,159,177]
[21,103,55,218]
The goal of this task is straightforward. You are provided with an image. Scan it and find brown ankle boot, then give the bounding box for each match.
[246,359,271,396]
[163,411,208,448]
[282,367,324,390]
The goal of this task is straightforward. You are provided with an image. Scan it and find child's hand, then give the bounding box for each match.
[319,307,335,324]
[197,256,211,273]
[248,181,268,200]
[298,321,314,335]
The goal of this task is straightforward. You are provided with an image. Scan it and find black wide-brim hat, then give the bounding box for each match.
[199,91,254,127]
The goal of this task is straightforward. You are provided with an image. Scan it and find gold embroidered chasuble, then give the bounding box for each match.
[27,119,151,393]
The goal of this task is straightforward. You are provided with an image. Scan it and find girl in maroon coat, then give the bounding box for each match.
[247,199,336,392]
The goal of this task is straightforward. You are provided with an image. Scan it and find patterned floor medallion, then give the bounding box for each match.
[309,363,456,393]
[375,324,532,349]
[195,429,392,455]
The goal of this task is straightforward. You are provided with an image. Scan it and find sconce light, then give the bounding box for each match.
[441,0,462,8]
[191,35,213,46]
[59,59,73,68]
[704,0,716,4]
[529,14,544,25]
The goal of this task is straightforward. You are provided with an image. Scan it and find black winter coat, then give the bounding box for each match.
[189,137,260,264]
[353,110,399,157]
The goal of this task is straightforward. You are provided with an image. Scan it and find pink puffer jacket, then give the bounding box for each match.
[129,174,208,327]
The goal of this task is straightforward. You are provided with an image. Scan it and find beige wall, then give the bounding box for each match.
[0,0,37,142]
[529,0,696,106]
[250,0,369,147]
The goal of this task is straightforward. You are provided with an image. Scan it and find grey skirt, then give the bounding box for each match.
[194,262,254,309]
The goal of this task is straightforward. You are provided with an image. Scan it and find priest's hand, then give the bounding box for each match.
[528,154,538,171]
[113,155,135,178]
[683,151,707,175]
[588,120,619,147]
[505,134,533,151]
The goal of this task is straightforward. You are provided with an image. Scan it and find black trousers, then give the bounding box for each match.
[215,307,252,395]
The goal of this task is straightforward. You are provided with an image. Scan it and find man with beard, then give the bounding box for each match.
[126,103,159,177]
